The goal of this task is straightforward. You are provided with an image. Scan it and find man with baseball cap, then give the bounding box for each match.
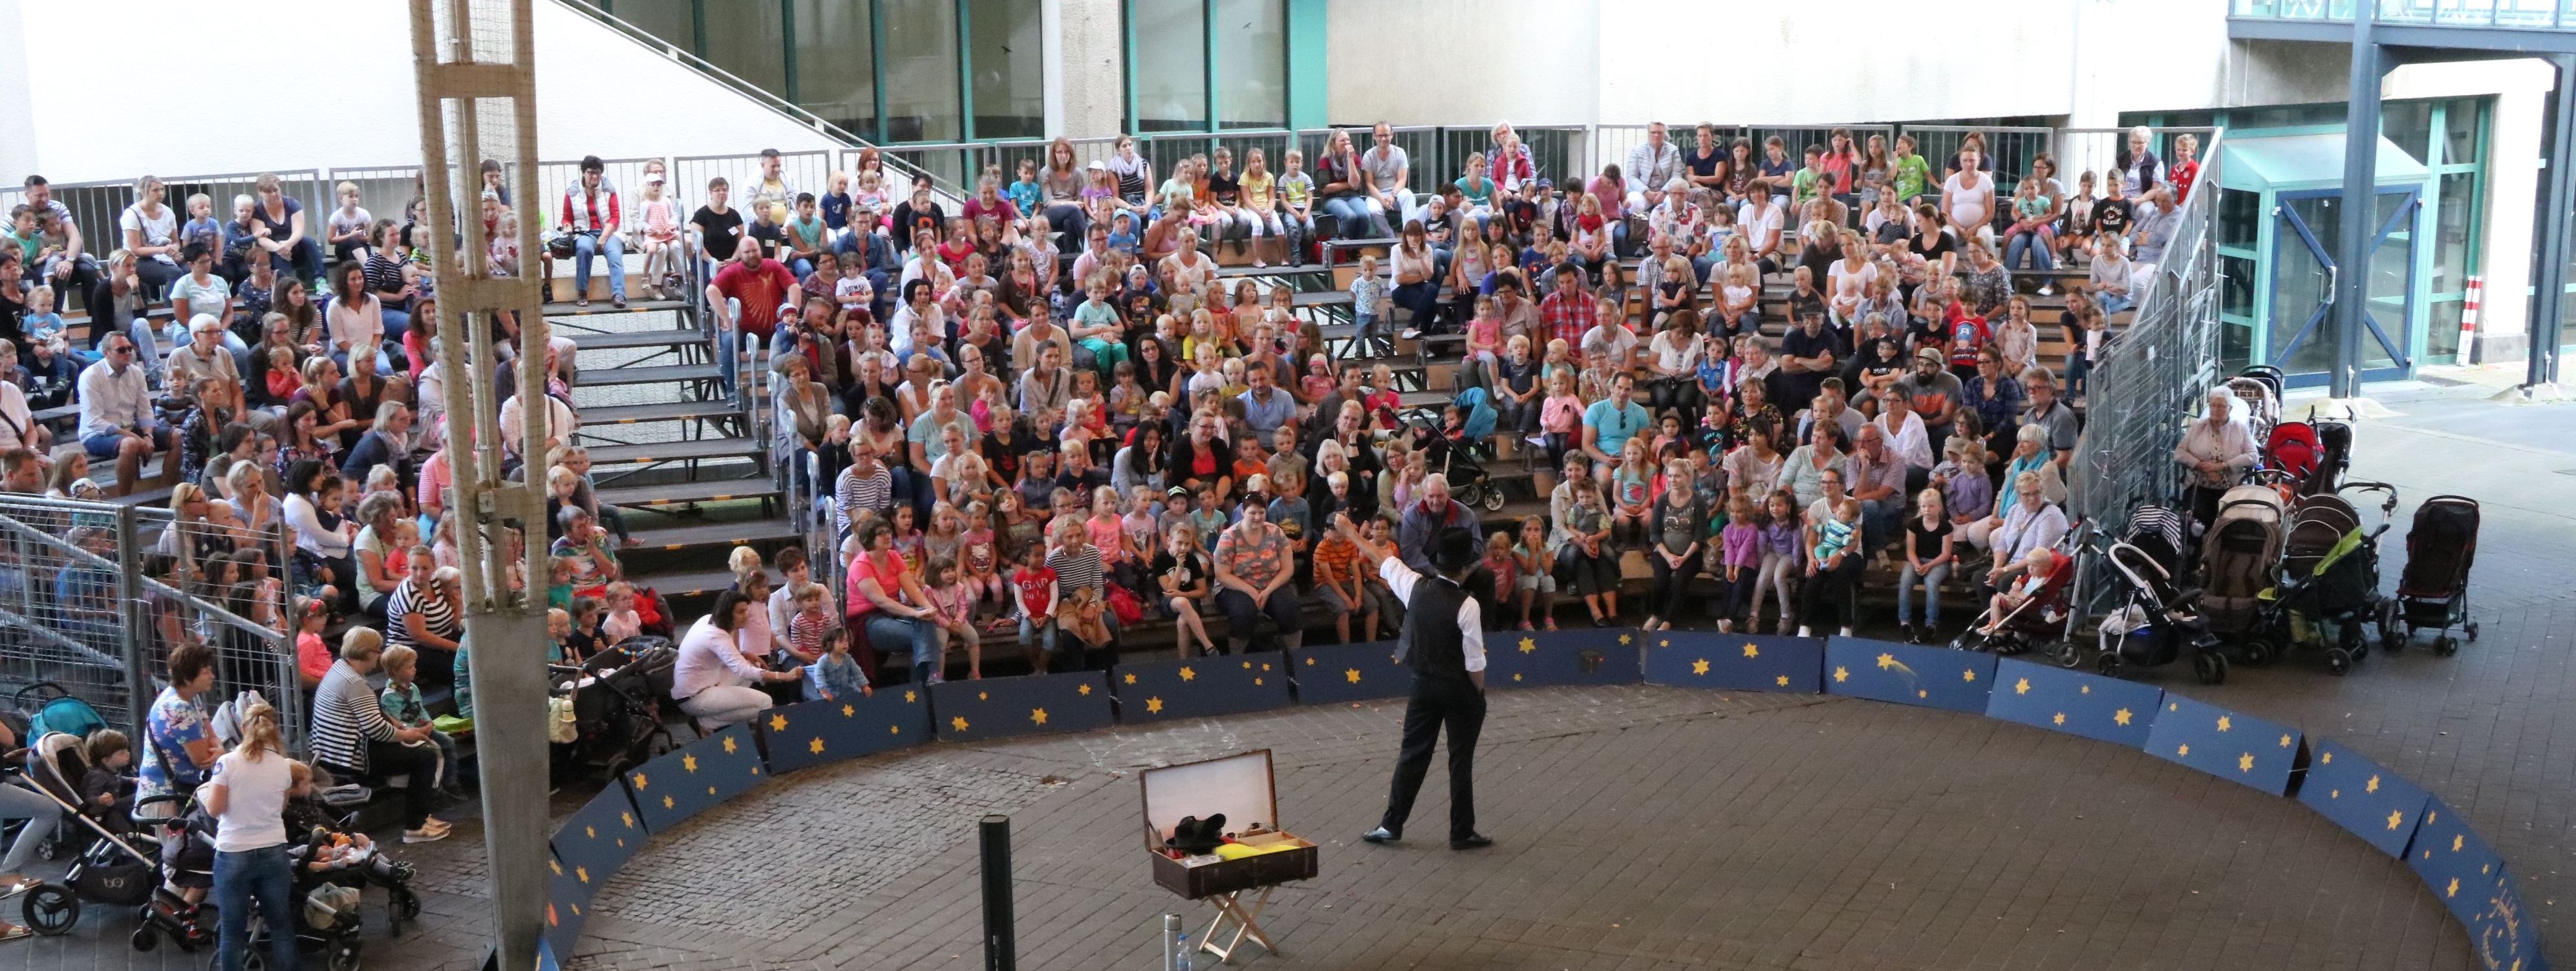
[1900,344,1964,448]
[1338,512,1494,851]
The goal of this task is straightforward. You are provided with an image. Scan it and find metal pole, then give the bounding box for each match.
[112,506,152,743]
[2526,54,2575,389]
[2332,10,2381,398]
[980,814,1015,971]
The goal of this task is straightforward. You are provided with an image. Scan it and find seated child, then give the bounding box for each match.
[81,728,136,827]
[378,646,464,799]
[801,628,868,702]
[602,581,643,643]
[1978,546,2063,635]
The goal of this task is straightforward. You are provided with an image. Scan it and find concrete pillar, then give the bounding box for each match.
[2528,55,2575,387]
[1052,0,1124,138]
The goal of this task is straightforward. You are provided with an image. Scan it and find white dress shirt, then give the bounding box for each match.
[76,358,155,439]
[1378,558,1486,673]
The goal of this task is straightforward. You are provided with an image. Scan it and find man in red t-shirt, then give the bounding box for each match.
[704,243,800,394]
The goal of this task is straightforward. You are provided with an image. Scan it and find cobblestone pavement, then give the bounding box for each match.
[12,381,2568,970]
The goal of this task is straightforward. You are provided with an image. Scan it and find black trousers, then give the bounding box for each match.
[1380,676,1486,842]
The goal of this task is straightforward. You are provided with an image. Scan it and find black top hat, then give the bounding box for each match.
[1432,526,1481,574]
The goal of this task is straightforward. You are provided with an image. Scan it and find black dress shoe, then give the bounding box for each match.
[1450,833,1493,850]
[1361,827,1400,844]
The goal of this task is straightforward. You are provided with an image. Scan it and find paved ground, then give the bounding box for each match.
[10,375,2568,971]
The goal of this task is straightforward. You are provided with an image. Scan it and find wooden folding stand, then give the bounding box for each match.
[1141,750,1319,964]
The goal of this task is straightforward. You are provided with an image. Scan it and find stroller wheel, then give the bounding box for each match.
[2050,642,2081,669]
[2325,647,2353,676]
[1482,486,1507,512]
[2193,651,2228,685]
[2377,602,2403,653]
[22,884,77,935]
[132,928,158,952]
[2465,621,2480,642]
[327,942,362,971]
[2237,637,2275,668]
[2094,653,2120,677]
[2434,636,2458,657]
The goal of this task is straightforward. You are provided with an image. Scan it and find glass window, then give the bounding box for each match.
[793,0,877,138]
[969,0,1044,140]
[702,1,786,94]
[2425,299,2463,363]
[2434,171,2477,296]
[2218,188,2260,250]
[881,0,962,142]
[2442,97,2483,165]
[2380,100,2431,166]
[1132,0,1207,132]
[607,0,696,52]
[2222,254,2256,319]
[1213,0,1285,129]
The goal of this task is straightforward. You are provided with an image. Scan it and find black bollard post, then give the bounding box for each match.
[981,814,1015,971]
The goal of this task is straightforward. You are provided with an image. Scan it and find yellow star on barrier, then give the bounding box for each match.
[2216,716,2231,732]
[1304,657,1316,666]
[2322,751,2334,764]
[1876,653,1896,670]
[631,773,648,790]
[2331,789,2341,799]
[2079,684,2090,694]
[1659,638,1669,648]
[1962,669,1977,682]
[1078,683,1093,695]
[2279,734,2293,748]
[682,754,699,773]
[2013,678,2031,695]
[1775,675,1790,687]
[841,704,855,717]
[1124,673,1137,684]
[2387,810,2405,831]
[890,725,901,735]
[2237,752,2255,772]
[584,825,596,839]
[661,795,674,809]
[950,715,970,732]
[1261,662,1272,671]
[722,736,738,754]
[1030,708,1048,725]
[1691,659,1711,675]
[576,864,591,882]
[2176,744,2191,756]
[979,691,989,700]
[1345,668,1362,683]
[2452,834,2463,853]
[1743,643,1760,659]
[2366,774,2381,794]
[1254,677,1264,685]
[905,690,917,703]
[769,714,789,732]
[2052,712,2065,725]
[1833,666,1849,682]
[1512,673,1523,682]
[2169,702,2180,712]
[2113,708,2132,726]
[549,859,562,876]
[621,812,634,829]
[808,737,826,755]
[1618,633,1632,645]
[1179,666,1197,681]
[1519,637,1538,654]
[1146,697,1164,714]
[2447,877,2460,898]
[1242,660,1252,669]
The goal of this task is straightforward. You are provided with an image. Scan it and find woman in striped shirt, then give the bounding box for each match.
[310,627,448,843]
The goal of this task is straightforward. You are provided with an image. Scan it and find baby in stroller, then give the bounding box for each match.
[79,730,136,831]
[1973,547,2071,645]
[162,762,418,949]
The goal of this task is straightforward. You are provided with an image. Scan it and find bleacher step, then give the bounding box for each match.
[578,437,762,466]
[594,477,782,510]
[575,363,724,387]
[565,329,707,353]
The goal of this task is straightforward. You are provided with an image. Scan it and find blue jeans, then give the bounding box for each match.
[2004,230,2054,272]
[574,232,626,301]
[864,613,941,684]
[1323,196,1391,240]
[2094,292,2132,315]
[215,844,299,971]
[1021,609,1121,670]
[1899,560,1949,627]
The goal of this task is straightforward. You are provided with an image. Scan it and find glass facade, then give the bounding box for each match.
[600,0,1038,144]
[1126,0,1288,133]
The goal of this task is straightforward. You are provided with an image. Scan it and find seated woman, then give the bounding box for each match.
[309,628,449,844]
[672,589,802,730]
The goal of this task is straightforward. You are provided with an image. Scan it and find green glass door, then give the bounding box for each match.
[2268,187,2420,387]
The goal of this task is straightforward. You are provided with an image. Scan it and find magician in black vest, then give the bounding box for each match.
[1329,512,1494,851]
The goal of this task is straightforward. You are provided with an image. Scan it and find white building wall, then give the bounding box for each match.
[0,0,841,187]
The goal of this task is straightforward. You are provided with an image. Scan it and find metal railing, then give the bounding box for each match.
[0,169,329,269]
[2057,128,2220,191]
[2232,0,2576,28]
[0,494,299,748]
[2070,129,2229,615]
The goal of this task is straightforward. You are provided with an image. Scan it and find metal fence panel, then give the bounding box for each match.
[2055,127,2220,198]
[2071,129,2228,615]
[134,505,302,750]
[669,150,831,219]
[1897,125,2054,183]
[0,169,327,275]
[327,166,428,238]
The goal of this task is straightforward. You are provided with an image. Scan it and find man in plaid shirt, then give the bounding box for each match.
[1540,264,1595,349]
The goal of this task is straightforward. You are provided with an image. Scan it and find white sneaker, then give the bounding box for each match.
[1400,327,1422,340]
[1796,626,1812,637]
[403,826,450,845]
[1252,259,1268,268]
[1839,626,1854,637]
[1525,434,1546,446]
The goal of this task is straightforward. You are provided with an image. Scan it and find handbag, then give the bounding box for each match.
[1104,584,1144,626]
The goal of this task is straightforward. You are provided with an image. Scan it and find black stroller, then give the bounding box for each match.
[2391,495,2480,655]
[2091,506,2230,684]
[13,727,210,950]
[2263,481,2399,675]
[552,638,682,780]
[1406,408,1505,512]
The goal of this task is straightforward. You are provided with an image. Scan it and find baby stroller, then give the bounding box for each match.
[2264,421,2322,492]
[2088,505,2229,682]
[2229,366,2283,443]
[1408,406,1505,512]
[2304,420,2353,496]
[2262,481,2399,676]
[2392,496,2480,655]
[10,778,209,950]
[552,638,682,779]
[1955,525,2083,666]
[2198,483,2288,655]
